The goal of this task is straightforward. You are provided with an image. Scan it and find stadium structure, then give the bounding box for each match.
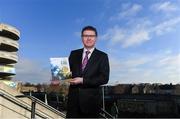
[0,23,20,80]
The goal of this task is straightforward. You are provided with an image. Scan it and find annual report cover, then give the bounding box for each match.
[50,57,72,82]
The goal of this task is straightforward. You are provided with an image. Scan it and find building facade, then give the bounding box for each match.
[0,23,20,80]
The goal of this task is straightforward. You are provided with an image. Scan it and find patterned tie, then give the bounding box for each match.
[82,50,90,71]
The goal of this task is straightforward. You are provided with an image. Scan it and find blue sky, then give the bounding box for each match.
[1,0,180,84]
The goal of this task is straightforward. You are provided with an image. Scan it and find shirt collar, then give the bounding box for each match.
[83,47,95,54]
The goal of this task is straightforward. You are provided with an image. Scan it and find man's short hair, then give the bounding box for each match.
[81,26,98,36]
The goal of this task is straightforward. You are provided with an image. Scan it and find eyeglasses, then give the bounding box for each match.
[82,35,96,38]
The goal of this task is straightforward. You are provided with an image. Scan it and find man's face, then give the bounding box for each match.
[82,30,97,49]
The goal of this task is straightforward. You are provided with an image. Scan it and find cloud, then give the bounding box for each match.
[101,16,180,48]
[102,1,180,48]
[100,26,125,45]
[109,52,180,84]
[122,30,150,48]
[13,58,51,84]
[110,3,142,20]
[109,55,153,83]
[152,17,180,35]
[101,23,151,48]
[150,1,179,13]
[158,54,180,70]
[102,1,180,85]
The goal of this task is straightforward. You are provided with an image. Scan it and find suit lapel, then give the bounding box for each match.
[78,49,83,74]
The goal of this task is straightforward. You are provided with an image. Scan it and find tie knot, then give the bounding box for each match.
[86,51,90,55]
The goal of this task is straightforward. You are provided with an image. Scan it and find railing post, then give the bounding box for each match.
[102,86,105,111]
[31,99,36,119]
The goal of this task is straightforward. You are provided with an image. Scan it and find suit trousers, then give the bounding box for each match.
[66,89,100,118]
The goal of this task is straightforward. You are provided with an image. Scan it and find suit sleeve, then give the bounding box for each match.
[83,54,110,86]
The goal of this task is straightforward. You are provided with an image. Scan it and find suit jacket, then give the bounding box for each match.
[67,48,110,115]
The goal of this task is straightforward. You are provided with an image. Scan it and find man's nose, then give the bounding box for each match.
[87,37,91,40]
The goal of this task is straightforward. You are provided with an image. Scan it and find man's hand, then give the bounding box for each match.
[69,77,83,85]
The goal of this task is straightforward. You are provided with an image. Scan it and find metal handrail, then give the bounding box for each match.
[100,108,114,119]
[0,88,66,119]
[0,90,47,119]
[16,94,66,118]
[100,85,115,119]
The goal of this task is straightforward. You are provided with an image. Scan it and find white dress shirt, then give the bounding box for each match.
[82,47,95,63]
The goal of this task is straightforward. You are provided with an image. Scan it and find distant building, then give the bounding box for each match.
[175,84,180,95]
[132,84,139,94]
[113,84,132,94]
[157,84,175,94]
[21,85,38,92]
[143,84,155,94]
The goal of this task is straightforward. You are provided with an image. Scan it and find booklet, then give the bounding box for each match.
[50,57,72,83]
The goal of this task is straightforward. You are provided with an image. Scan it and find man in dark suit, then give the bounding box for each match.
[66,26,110,118]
